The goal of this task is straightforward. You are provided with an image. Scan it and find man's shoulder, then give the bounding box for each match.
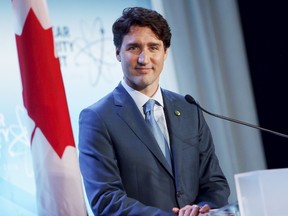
[161,88,186,103]
[81,91,114,114]
[82,83,128,112]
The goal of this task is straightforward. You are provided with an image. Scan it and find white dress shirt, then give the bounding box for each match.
[121,80,170,149]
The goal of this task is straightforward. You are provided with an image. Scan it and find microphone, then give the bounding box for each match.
[185,94,288,139]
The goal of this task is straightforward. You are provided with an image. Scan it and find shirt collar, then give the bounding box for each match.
[121,80,164,111]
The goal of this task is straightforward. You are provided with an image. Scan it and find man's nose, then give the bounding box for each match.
[138,50,149,65]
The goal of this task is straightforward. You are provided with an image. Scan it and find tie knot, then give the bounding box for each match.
[143,99,156,114]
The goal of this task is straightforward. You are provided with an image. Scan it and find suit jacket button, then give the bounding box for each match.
[176,191,182,197]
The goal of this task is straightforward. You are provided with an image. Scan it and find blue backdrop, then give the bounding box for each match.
[0,1,154,215]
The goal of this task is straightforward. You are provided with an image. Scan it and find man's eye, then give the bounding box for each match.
[128,46,137,51]
[150,46,159,51]
[128,46,141,54]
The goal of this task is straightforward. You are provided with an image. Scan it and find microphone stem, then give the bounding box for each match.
[196,102,288,139]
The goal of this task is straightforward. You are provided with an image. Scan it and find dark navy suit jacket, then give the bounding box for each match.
[78,83,230,216]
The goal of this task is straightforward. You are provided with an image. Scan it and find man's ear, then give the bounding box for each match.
[116,49,121,62]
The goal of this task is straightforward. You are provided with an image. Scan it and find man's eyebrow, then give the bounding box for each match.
[124,42,162,49]
[148,42,161,46]
[126,42,139,47]
[126,42,161,46]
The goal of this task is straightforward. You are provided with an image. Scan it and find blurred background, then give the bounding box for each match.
[237,1,288,169]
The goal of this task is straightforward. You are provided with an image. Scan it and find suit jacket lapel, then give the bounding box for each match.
[113,83,173,176]
[162,90,187,187]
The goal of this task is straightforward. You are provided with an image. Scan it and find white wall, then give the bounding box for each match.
[153,0,266,202]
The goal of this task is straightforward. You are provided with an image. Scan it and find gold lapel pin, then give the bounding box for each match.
[174,110,181,116]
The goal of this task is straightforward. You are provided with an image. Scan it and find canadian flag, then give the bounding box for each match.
[12,0,87,215]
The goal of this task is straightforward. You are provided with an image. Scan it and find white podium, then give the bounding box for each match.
[235,168,288,216]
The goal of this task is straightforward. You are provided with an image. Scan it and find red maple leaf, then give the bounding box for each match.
[15,9,75,158]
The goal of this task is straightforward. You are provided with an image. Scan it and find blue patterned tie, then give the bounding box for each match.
[143,99,172,168]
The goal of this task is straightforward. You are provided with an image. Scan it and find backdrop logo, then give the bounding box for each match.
[53,25,73,67]
[53,17,117,87]
[0,107,33,177]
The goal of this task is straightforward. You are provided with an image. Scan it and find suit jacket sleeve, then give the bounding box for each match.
[78,106,175,216]
[162,90,230,208]
[193,109,230,208]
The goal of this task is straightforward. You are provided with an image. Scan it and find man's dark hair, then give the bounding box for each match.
[112,7,171,50]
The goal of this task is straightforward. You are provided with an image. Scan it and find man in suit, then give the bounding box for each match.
[78,7,230,216]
